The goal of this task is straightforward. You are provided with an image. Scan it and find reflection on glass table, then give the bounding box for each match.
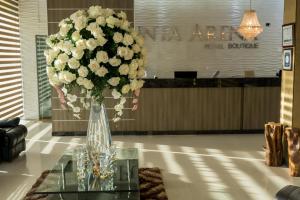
[34,148,139,200]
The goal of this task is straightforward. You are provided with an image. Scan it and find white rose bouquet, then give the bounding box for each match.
[44,6,146,121]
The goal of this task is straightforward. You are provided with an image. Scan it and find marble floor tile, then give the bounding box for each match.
[0,121,299,200]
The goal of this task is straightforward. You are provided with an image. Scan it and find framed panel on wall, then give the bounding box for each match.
[282,48,294,71]
[282,23,295,47]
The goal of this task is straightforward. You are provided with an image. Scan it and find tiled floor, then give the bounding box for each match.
[0,121,299,200]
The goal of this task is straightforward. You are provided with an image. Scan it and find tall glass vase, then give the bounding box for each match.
[86,99,114,178]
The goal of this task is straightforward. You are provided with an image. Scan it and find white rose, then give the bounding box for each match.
[57,53,69,64]
[120,21,130,31]
[86,38,98,51]
[54,59,66,71]
[106,16,117,28]
[108,77,120,86]
[92,28,103,39]
[59,71,76,83]
[68,57,80,69]
[114,18,121,27]
[121,84,130,94]
[46,34,56,48]
[96,16,106,26]
[74,16,88,31]
[138,59,144,67]
[113,32,123,43]
[49,73,61,86]
[54,41,63,51]
[132,44,141,53]
[46,67,56,76]
[65,72,76,83]
[124,50,134,60]
[131,30,138,38]
[58,19,66,27]
[95,67,108,77]
[88,6,103,18]
[129,60,139,71]
[71,31,81,41]
[45,55,54,65]
[109,57,121,67]
[71,48,84,59]
[117,46,129,57]
[96,51,109,63]
[76,77,85,85]
[76,39,87,50]
[123,34,134,46]
[137,67,146,78]
[78,66,89,77]
[70,10,86,21]
[88,59,100,72]
[59,24,71,37]
[112,89,121,99]
[129,70,137,79]
[86,22,98,31]
[62,41,74,55]
[45,49,60,65]
[117,11,127,19]
[130,79,139,90]
[97,35,107,46]
[118,64,129,75]
[83,78,94,90]
[104,8,114,17]
[51,49,60,57]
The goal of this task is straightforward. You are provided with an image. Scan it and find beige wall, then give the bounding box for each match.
[20,0,48,119]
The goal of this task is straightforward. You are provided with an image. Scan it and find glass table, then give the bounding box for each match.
[34,148,140,200]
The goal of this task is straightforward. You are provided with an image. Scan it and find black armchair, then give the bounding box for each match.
[0,118,28,162]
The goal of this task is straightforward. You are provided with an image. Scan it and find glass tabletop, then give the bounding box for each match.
[34,148,139,195]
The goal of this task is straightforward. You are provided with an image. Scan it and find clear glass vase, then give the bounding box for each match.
[86,99,114,178]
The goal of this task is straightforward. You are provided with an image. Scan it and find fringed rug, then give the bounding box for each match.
[23,167,168,200]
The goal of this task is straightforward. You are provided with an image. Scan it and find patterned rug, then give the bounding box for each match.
[23,167,168,200]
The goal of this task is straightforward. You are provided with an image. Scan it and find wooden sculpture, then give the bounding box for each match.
[264,122,283,166]
[285,127,300,176]
[282,125,289,165]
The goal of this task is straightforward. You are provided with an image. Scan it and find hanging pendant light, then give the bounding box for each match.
[238,0,263,41]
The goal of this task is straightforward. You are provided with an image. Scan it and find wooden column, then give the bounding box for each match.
[281,0,300,128]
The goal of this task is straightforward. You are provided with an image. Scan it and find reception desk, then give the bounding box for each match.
[52,78,281,135]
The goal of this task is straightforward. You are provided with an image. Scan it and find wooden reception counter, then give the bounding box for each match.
[52,78,281,135]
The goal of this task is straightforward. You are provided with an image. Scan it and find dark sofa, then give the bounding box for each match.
[0,118,28,162]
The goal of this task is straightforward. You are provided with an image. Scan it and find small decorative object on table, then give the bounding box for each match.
[285,127,300,176]
[44,5,146,178]
[264,122,283,166]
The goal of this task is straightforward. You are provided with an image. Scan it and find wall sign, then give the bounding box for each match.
[282,24,295,47]
[282,48,294,71]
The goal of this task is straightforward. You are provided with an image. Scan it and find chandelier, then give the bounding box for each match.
[238,0,263,41]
